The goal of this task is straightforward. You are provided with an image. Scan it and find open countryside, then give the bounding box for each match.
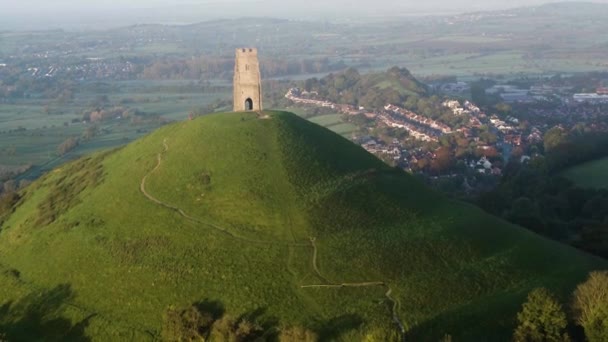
[1,1,608,341]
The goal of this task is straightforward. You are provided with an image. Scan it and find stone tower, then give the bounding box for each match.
[233,48,263,112]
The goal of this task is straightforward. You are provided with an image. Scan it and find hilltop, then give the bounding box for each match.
[0,111,605,340]
[302,67,429,110]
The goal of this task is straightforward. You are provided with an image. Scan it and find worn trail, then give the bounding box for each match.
[140,138,406,337]
[304,237,407,336]
[139,139,307,247]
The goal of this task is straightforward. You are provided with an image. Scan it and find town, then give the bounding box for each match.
[285,80,608,191]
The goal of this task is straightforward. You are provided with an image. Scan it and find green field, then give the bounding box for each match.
[0,111,604,340]
[291,112,356,137]
[562,157,608,189]
[0,81,229,171]
[308,114,343,126]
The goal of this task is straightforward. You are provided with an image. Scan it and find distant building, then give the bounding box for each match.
[597,87,608,95]
[501,92,532,103]
[573,93,608,103]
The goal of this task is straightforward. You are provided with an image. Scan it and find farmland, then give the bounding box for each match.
[563,157,608,189]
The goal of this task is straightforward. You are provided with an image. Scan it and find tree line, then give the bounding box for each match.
[478,132,608,258]
[513,271,608,342]
[141,56,347,80]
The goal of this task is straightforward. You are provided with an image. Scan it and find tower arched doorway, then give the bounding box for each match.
[245,98,254,111]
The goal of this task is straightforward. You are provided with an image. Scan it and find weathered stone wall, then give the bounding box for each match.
[233,48,263,111]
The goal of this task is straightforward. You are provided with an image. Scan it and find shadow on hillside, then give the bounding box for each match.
[403,293,521,341]
[166,299,364,341]
[0,284,93,341]
[238,307,280,340]
[314,314,364,341]
[193,299,225,321]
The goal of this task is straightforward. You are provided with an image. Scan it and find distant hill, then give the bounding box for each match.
[0,111,605,340]
[303,66,429,110]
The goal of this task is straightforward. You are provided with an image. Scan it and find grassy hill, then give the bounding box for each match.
[562,156,608,189]
[0,111,605,340]
[303,66,429,111]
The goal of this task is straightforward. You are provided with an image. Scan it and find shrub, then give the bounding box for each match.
[57,137,80,156]
[210,316,265,342]
[572,271,608,342]
[0,191,20,219]
[513,288,569,342]
[278,325,318,342]
[161,305,214,341]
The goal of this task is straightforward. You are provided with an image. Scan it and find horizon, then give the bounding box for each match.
[1,0,608,31]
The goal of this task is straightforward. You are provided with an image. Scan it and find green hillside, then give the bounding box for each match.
[0,111,605,340]
[562,156,608,189]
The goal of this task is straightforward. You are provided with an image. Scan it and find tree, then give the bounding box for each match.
[2,180,17,193]
[279,326,318,342]
[0,191,20,218]
[81,125,99,141]
[471,82,488,106]
[430,147,453,174]
[544,127,568,152]
[210,316,265,341]
[162,305,215,341]
[513,288,569,342]
[572,271,608,342]
[57,137,79,156]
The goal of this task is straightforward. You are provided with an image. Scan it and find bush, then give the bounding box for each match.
[210,316,265,342]
[161,305,214,341]
[0,191,20,219]
[278,325,318,342]
[572,271,608,342]
[57,137,79,156]
[513,288,570,342]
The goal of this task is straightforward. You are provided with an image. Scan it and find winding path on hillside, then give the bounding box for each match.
[139,138,406,338]
[305,237,406,335]
[139,139,307,247]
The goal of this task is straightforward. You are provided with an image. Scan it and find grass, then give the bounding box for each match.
[562,157,608,189]
[308,114,343,127]
[0,111,605,340]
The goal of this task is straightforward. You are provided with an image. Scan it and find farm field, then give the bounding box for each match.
[304,114,356,137]
[0,80,230,174]
[562,157,608,189]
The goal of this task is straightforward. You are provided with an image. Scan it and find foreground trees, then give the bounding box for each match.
[513,288,569,342]
[572,271,608,342]
[161,303,318,342]
[512,272,608,342]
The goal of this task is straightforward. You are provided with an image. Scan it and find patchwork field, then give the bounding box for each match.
[0,81,229,173]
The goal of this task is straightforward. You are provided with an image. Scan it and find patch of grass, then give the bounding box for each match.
[34,152,107,226]
[308,114,343,127]
[562,157,608,189]
[0,111,604,340]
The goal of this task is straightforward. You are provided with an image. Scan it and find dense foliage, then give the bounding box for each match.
[572,271,608,342]
[513,288,569,342]
[478,133,608,258]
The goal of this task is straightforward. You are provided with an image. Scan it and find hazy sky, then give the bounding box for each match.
[1,0,608,30]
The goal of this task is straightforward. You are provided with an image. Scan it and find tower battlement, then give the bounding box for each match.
[236,48,258,55]
[233,48,262,112]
